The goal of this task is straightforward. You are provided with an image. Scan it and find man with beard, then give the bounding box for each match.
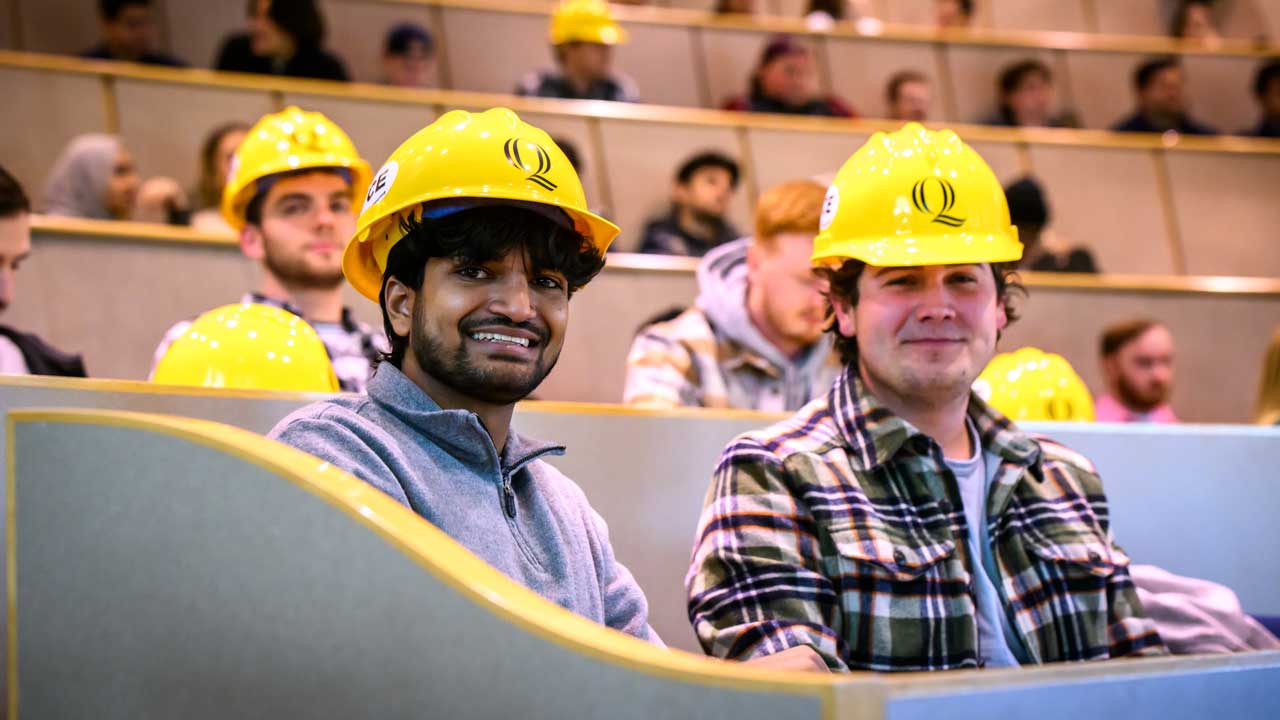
[266,108,673,645]
[638,152,741,257]
[1096,318,1178,423]
[686,123,1165,671]
[625,180,839,410]
[151,107,386,392]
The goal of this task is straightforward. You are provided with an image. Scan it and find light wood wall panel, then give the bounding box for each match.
[1024,144,1176,275]
[440,6,556,95]
[1064,50,1151,129]
[157,0,243,67]
[1167,151,1280,277]
[113,79,275,191]
[1182,54,1268,134]
[988,0,1088,33]
[595,120,750,252]
[823,38,944,121]
[0,67,107,202]
[613,22,704,107]
[745,127,868,194]
[942,44,1066,124]
[318,0,438,85]
[14,0,97,55]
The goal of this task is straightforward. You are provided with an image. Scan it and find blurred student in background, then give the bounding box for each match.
[934,0,973,28]
[986,60,1078,128]
[1004,177,1097,273]
[625,180,837,411]
[639,152,741,257]
[885,70,932,123]
[381,22,436,88]
[1247,60,1280,138]
[191,122,250,234]
[82,0,185,66]
[0,166,87,377]
[724,36,856,117]
[1097,319,1178,423]
[216,0,350,81]
[1112,57,1217,134]
[1171,0,1221,42]
[517,0,639,102]
[43,134,189,225]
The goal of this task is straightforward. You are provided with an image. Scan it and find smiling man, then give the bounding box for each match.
[686,123,1166,671]
[151,107,386,392]
[267,108,664,644]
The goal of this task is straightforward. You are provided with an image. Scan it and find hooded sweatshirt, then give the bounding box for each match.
[43,134,124,220]
[623,238,840,411]
[269,364,660,644]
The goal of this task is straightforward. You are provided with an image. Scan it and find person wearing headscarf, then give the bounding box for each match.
[42,134,139,220]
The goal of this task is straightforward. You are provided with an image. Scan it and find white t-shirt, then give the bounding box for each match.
[944,420,1022,668]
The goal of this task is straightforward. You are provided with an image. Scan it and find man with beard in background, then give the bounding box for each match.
[151,107,386,392]
[1096,318,1178,423]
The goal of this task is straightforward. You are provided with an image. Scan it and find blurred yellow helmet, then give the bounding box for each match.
[153,303,340,393]
[549,0,628,45]
[973,347,1095,422]
[344,107,619,302]
[221,106,372,231]
[811,122,1022,268]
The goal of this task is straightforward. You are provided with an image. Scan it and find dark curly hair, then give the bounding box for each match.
[819,260,1025,366]
[378,205,606,368]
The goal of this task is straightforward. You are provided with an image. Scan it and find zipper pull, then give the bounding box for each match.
[502,475,517,518]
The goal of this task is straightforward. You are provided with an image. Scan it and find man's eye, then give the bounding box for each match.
[536,276,564,290]
[457,267,489,279]
[885,276,913,287]
[281,202,306,215]
[331,198,352,213]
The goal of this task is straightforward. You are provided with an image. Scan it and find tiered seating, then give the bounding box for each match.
[3,0,1275,126]
[18,216,1280,421]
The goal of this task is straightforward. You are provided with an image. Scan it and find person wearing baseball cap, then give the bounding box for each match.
[686,123,1166,671]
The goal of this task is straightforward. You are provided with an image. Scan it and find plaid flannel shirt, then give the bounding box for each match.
[623,307,841,412]
[686,365,1167,671]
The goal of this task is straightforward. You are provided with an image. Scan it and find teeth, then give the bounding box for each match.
[471,332,530,347]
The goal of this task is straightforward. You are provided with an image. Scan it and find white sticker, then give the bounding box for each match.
[819,184,839,231]
[362,160,399,213]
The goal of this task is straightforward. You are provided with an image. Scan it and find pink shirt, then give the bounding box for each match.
[1095,394,1179,423]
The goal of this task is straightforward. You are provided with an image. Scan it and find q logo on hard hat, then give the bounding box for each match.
[504,138,558,192]
[911,177,965,228]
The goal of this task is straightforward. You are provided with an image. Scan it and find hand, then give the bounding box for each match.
[742,645,830,673]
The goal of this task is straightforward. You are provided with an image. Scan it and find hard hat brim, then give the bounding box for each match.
[343,198,620,303]
[811,230,1023,269]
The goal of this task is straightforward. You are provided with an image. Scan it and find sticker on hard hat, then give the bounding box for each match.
[504,138,558,192]
[819,185,839,231]
[363,161,398,214]
[911,177,965,228]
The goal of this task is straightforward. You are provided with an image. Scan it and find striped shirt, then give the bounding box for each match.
[686,364,1167,671]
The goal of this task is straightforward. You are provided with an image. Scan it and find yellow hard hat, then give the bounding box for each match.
[221,106,372,231]
[153,303,340,393]
[973,347,1095,422]
[549,0,628,45]
[344,107,619,302]
[811,122,1022,268]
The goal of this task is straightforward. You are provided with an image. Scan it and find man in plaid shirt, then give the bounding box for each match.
[686,124,1167,672]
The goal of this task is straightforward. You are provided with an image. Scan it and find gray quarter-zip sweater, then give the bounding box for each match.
[269,364,661,644]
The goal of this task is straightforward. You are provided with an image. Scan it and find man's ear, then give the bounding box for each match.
[240,223,265,261]
[996,298,1008,332]
[383,275,416,340]
[830,292,856,338]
